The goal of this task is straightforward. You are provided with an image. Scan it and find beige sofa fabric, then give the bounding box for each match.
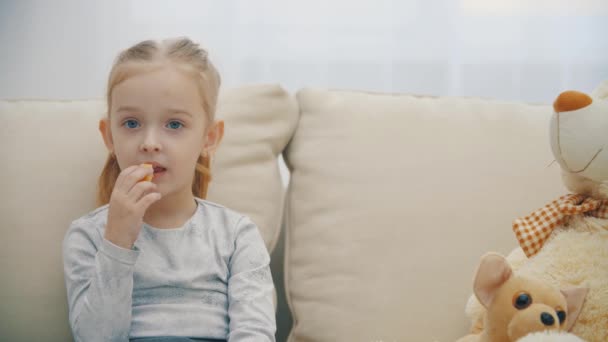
[1,100,108,340]
[208,84,299,251]
[0,84,297,340]
[283,89,566,341]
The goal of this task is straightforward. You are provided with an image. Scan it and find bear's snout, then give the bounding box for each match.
[540,312,556,326]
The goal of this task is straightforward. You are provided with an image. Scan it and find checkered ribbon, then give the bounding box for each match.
[513,194,608,257]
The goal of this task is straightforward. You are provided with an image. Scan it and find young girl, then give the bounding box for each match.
[62,38,276,342]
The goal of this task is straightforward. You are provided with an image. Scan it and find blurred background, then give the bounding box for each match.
[2,0,607,103]
[1,1,607,341]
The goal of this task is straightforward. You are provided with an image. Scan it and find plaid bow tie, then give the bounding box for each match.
[512,194,608,258]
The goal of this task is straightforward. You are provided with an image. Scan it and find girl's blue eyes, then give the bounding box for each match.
[125,120,139,129]
[122,120,183,130]
[167,121,183,129]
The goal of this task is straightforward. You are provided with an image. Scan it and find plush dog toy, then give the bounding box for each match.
[465,83,608,341]
[517,331,586,342]
[456,253,587,342]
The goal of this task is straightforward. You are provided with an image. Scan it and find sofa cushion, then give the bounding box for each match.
[0,84,297,340]
[283,89,565,341]
[209,84,298,251]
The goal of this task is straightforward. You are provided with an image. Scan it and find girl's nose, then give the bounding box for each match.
[140,134,161,152]
[140,143,161,152]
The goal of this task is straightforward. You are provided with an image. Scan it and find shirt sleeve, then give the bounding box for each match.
[62,218,140,342]
[227,216,276,342]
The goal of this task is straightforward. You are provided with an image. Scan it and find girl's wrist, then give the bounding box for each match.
[104,229,134,250]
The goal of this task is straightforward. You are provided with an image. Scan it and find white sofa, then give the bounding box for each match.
[4,82,600,341]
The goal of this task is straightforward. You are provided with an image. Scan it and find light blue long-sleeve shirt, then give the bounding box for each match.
[62,198,276,342]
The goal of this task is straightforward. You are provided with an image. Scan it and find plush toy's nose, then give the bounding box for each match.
[553,90,592,112]
[540,312,556,326]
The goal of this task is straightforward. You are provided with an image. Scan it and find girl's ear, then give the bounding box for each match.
[202,120,224,157]
[99,118,114,153]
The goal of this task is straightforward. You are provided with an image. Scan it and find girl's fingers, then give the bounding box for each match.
[137,192,162,212]
[115,165,140,190]
[128,181,158,203]
[123,166,155,193]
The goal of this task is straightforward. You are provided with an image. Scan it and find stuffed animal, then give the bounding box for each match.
[465,84,608,341]
[517,331,586,342]
[456,253,587,342]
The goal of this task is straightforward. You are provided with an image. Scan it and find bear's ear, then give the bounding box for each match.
[561,287,588,331]
[553,90,592,113]
[473,253,512,308]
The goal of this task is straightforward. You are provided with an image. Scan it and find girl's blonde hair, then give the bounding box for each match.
[97,37,221,206]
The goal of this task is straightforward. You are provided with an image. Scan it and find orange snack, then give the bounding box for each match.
[139,163,154,182]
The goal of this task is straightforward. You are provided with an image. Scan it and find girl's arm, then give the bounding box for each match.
[227,216,276,342]
[63,219,139,342]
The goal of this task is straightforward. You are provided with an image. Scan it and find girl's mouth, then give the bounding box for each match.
[153,166,167,175]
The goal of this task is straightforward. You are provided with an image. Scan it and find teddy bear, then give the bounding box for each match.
[464,82,608,341]
[456,253,587,342]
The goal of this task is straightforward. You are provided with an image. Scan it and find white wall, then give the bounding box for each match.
[2,0,607,102]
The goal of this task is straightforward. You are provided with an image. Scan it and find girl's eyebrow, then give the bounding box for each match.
[115,106,141,113]
[115,106,192,117]
[168,108,193,117]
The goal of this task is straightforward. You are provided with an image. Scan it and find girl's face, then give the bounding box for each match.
[100,65,223,198]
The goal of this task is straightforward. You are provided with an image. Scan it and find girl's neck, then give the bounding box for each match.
[143,188,197,229]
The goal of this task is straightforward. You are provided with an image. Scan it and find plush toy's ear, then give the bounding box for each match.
[591,79,608,100]
[473,253,513,308]
[560,287,589,331]
[553,90,593,113]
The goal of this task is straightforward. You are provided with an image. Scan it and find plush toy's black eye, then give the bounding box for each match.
[557,310,567,324]
[513,292,532,310]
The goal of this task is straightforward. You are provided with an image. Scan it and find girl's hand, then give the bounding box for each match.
[104,164,161,249]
